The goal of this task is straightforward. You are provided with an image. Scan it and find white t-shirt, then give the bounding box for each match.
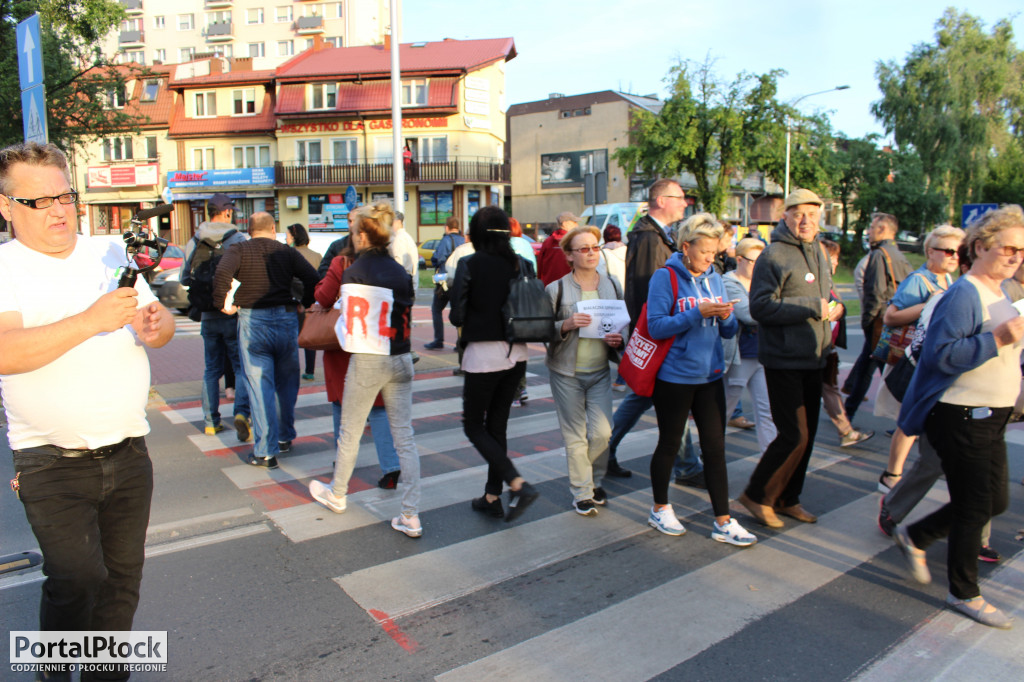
[0,237,158,449]
[388,228,419,284]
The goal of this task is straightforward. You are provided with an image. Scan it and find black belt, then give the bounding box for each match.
[26,437,133,460]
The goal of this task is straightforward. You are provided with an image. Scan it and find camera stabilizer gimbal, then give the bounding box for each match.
[116,203,174,288]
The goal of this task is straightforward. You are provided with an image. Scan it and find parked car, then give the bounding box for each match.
[579,202,648,242]
[153,267,190,314]
[418,238,441,268]
[895,230,923,253]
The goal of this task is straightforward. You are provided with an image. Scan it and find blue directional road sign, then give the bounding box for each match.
[22,86,48,144]
[961,203,998,228]
[17,14,44,91]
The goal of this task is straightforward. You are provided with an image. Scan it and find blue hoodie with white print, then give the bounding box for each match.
[646,252,737,384]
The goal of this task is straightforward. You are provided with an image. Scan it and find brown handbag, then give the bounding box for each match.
[298,303,341,351]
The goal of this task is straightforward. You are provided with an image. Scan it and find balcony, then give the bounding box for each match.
[204,0,233,8]
[294,16,324,34]
[119,30,145,47]
[204,21,233,42]
[274,158,510,187]
[121,0,143,15]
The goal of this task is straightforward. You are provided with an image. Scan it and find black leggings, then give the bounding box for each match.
[651,379,729,516]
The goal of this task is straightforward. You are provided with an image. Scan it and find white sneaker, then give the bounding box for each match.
[309,479,346,513]
[391,513,423,538]
[711,518,757,547]
[648,505,686,536]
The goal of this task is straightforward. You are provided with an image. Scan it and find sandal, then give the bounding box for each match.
[945,594,1014,629]
[877,471,901,494]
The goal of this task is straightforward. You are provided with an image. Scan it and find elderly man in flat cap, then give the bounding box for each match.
[740,189,837,529]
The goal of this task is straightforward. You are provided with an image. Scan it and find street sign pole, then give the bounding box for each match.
[17,13,48,144]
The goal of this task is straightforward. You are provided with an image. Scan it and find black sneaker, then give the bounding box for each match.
[606,461,632,478]
[248,455,278,469]
[878,498,896,537]
[674,471,707,490]
[377,470,401,490]
[593,487,607,506]
[518,390,529,406]
[471,495,504,518]
[424,340,445,350]
[979,545,1002,563]
[505,481,539,523]
[277,440,292,453]
[573,499,598,516]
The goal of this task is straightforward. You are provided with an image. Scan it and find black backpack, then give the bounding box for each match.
[503,257,557,345]
[186,229,236,321]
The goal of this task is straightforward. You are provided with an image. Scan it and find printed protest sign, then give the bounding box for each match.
[576,299,629,339]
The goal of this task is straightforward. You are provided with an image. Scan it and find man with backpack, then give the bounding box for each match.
[181,193,251,441]
[425,216,464,350]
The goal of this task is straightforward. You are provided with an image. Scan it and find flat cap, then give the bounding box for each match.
[784,188,823,209]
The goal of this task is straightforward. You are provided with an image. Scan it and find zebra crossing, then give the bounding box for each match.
[155,367,1024,681]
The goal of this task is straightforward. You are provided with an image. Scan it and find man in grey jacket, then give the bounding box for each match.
[181,193,251,441]
[740,189,833,529]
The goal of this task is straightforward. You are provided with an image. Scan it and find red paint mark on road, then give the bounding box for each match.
[247,480,315,511]
[368,609,420,653]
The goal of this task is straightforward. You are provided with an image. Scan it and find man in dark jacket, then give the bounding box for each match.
[740,189,833,529]
[842,212,912,419]
[425,216,464,350]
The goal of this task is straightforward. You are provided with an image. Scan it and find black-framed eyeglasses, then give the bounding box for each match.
[5,191,78,209]
[930,247,958,257]
[573,246,600,253]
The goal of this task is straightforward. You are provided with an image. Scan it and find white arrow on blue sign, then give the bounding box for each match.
[961,203,998,228]
[22,86,48,145]
[17,14,44,91]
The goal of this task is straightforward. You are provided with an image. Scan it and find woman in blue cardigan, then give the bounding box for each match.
[645,213,755,547]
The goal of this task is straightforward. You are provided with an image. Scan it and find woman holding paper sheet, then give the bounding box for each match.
[308,203,423,538]
[545,225,624,516]
[644,213,755,547]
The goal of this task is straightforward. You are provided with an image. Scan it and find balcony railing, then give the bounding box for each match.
[119,30,144,46]
[204,0,233,8]
[294,16,324,33]
[204,21,233,40]
[274,158,510,187]
[121,0,143,14]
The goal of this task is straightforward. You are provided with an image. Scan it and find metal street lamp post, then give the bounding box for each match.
[784,85,850,197]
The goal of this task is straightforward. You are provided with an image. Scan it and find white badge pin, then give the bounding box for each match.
[805,273,816,283]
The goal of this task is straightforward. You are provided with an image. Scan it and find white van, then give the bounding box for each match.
[579,202,648,242]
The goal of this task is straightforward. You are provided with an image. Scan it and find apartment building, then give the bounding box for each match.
[109,0,390,68]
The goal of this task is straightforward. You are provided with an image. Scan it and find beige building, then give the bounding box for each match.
[508,91,662,229]
[109,0,391,68]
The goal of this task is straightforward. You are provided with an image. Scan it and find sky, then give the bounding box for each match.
[401,0,1024,142]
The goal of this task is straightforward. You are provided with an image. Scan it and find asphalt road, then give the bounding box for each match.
[2,294,1024,681]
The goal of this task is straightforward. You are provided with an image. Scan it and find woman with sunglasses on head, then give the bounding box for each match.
[644,213,755,547]
[893,206,1024,628]
[545,225,624,515]
[875,225,965,493]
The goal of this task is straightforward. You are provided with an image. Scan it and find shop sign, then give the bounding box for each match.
[88,164,158,188]
[166,167,275,188]
[278,117,448,134]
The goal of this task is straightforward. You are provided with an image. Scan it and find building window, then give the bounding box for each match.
[123,17,142,32]
[214,44,233,59]
[179,46,195,62]
[233,88,256,115]
[108,86,127,109]
[401,79,428,106]
[192,147,215,170]
[310,83,337,110]
[275,6,292,22]
[154,48,166,63]
[247,8,264,24]
[195,91,216,117]
[296,140,322,165]
[102,137,134,161]
[419,190,454,225]
[144,136,158,160]
[177,13,194,31]
[332,139,357,164]
[154,16,165,29]
[325,36,342,47]
[277,40,293,57]
[305,38,314,51]
[248,42,265,58]
[234,145,271,169]
[303,3,323,16]
[206,10,231,26]
[120,50,145,65]
[408,136,447,162]
[373,137,393,163]
[140,79,160,102]
[333,2,343,18]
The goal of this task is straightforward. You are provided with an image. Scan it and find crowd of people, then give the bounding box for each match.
[3,138,1023,678]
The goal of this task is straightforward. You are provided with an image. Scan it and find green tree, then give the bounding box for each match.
[831,136,881,238]
[851,146,946,237]
[982,138,1024,205]
[0,0,147,151]
[872,8,1024,223]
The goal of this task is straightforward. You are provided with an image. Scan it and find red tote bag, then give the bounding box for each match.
[619,269,679,397]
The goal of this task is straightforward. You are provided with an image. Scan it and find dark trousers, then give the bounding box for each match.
[463,362,526,496]
[746,367,823,508]
[909,403,1011,600]
[842,333,882,419]
[14,438,153,639]
[651,379,729,515]
[430,285,451,344]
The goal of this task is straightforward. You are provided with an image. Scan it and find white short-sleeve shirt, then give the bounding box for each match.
[0,236,158,449]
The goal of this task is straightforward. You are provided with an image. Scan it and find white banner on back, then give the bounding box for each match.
[335,283,394,355]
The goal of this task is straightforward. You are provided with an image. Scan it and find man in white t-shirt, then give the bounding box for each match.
[388,210,419,285]
[0,142,174,656]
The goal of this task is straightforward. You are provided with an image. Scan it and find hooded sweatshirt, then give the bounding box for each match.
[748,220,832,369]
[181,220,248,321]
[646,252,737,384]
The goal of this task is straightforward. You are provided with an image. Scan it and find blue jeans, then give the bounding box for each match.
[608,391,702,475]
[201,316,250,428]
[14,438,153,636]
[332,401,400,475]
[430,285,450,344]
[238,307,300,458]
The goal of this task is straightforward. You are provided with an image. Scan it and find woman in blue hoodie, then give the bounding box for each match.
[645,213,756,547]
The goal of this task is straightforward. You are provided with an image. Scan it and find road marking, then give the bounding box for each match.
[146,506,259,537]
